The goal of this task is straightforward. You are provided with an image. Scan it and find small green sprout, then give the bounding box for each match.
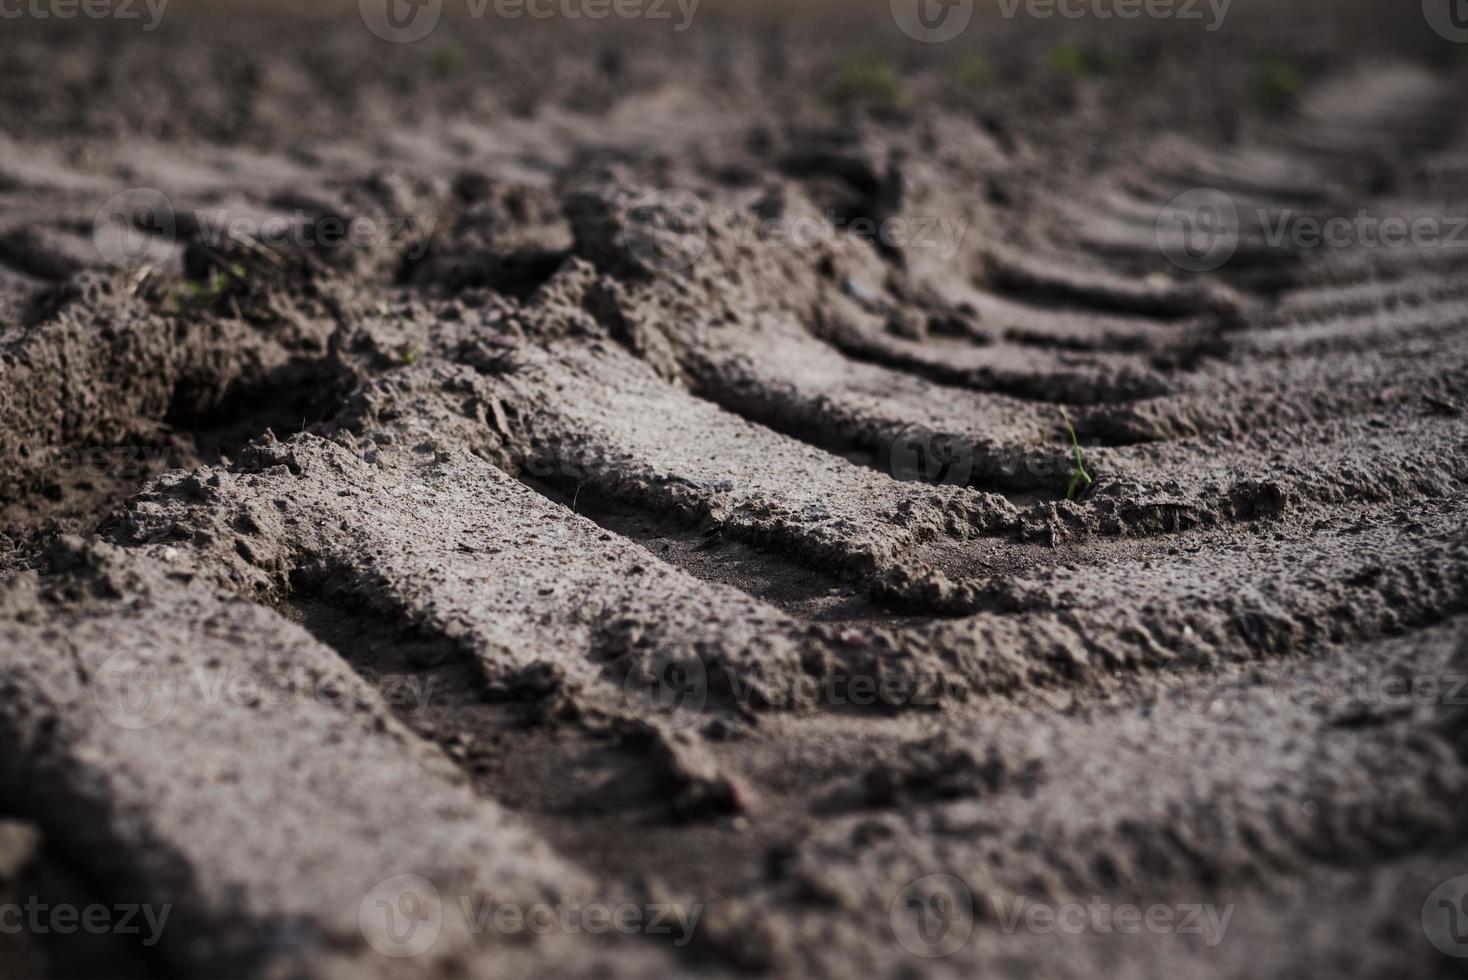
[431,43,466,79]
[173,263,247,311]
[401,344,422,366]
[1255,58,1301,114]
[1061,409,1093,501]
[1046,43,1092,79]
[829,51,906,109]
[953,54,994,88]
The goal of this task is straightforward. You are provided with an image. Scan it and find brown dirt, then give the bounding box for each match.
[2,3,1467,978]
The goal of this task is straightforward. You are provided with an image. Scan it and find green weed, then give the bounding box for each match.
[1046,43,1092,79]
[432,44,466,79]
[1255,59,1301,114]
[953,54,994,88]
[168,263,246,313]
[829,51,906,109]
[1061,409,1093,501]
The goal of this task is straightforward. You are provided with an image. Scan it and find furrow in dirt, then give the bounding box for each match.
[981,246,1244,319]
[869,503,1468,684]
[479,337,1024,579]
[0,271,345,575]
[0,540,675,979]
[1074,332,1468,444]
[816,314,1176,405]
[693,616,1468,977]
[680,321,1074,494]
[103,366,828,717]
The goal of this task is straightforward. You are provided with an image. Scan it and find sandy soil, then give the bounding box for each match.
[1,2,1467,977]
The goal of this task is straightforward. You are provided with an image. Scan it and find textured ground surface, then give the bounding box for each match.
[2,2,1468,977]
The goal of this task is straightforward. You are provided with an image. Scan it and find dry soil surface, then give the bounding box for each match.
[1,3,1467,978]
